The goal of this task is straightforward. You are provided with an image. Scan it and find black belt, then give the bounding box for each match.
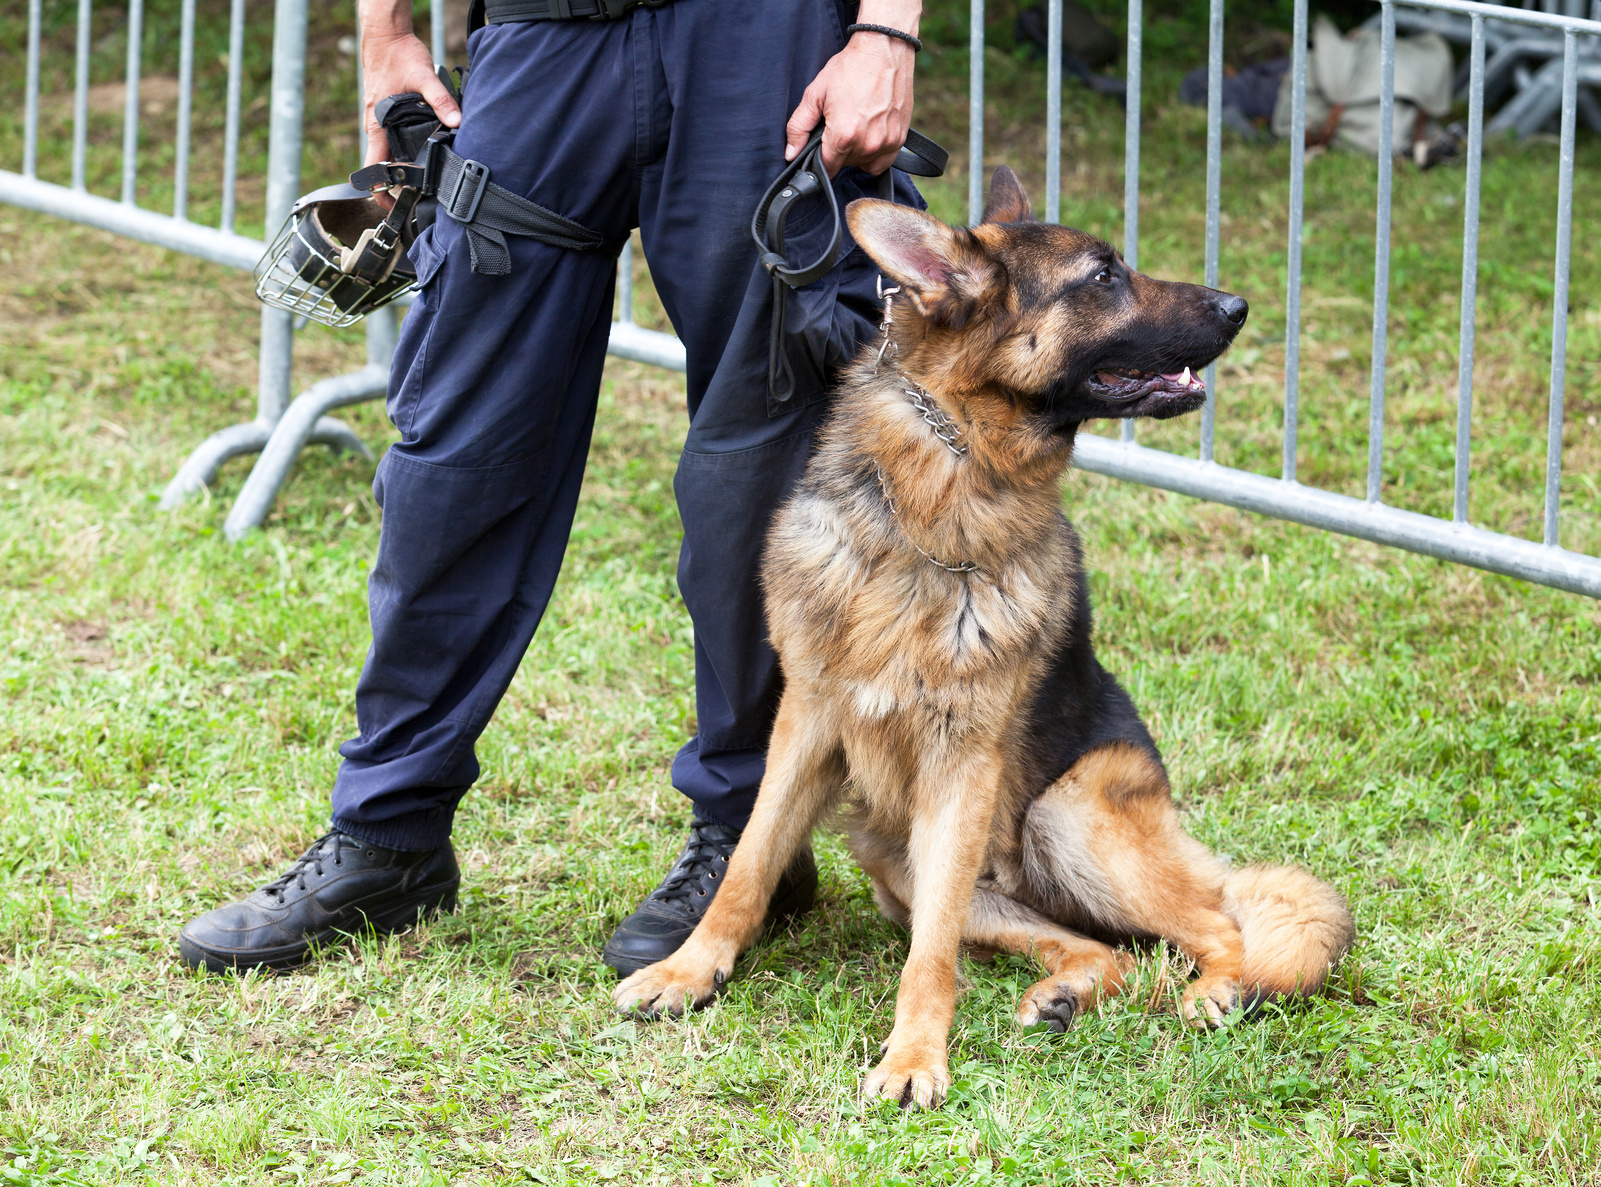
[352,139,625,275]
[469,0,670,29]
[752,126,947,402]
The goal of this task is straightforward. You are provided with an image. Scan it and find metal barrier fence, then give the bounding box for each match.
[1020,0,1601,599]
[2,0,1598,598]
[0,0,680,538]
[2,0,387,517]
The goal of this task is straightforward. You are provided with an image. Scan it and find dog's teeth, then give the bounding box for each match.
[1180,366,1191,386]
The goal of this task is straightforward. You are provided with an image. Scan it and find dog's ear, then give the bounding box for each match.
[982,165,1033,225]
[846,199,998,326]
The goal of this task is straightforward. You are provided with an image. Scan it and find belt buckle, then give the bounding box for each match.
[443,157,490,224]
[592,0,661,17]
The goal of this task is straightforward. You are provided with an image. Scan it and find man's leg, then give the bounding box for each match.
[179,19,641,973]
[601,0,925,973]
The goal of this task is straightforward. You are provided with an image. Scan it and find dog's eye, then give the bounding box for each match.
[1094,266,1114,284]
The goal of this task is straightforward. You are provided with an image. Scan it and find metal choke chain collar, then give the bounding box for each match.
[903,383,968,460]
[876,278,968,461]
[875,463,980,574]
[873,284,980,575]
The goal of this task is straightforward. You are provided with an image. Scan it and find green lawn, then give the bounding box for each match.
[3,2,1601,1184]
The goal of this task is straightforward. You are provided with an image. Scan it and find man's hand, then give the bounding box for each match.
[359,0,460,169]
[786,1,921,177]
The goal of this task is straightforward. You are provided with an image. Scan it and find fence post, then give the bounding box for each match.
[120,0,144,205]
[259,0,308,425]
[968,0,985,224]
[23,0,42,179]
[160,0,309,509]
[1200,0,1223,463]
[1045,0,1063,222]
[1282,0,1308,483]
[1543,29,1578,547]
[1366,1,1396,503]
[430,0,447,64]
[71,0,89,192]
[1452,14,1486,526]
[1121,0,1141,443]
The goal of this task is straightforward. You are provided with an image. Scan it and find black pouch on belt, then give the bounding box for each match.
[351,67,626,276]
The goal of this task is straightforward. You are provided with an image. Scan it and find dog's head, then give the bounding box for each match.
[845,166,1247,427]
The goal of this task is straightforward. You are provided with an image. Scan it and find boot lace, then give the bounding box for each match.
[651,820,737,906]
[261,831,355,901]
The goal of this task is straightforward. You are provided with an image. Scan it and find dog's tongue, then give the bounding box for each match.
[1094,367,1207,393]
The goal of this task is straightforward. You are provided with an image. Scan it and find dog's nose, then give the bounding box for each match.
[1217,294,1249,326]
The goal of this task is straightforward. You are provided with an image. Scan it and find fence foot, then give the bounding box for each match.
[158,419,274,509]
[223,364,389,541]
[308,415,374,462]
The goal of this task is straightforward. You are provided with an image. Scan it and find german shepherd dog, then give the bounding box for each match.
[616,168,1353,1108]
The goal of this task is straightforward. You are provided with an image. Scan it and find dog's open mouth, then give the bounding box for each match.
[1086,366,1209,402]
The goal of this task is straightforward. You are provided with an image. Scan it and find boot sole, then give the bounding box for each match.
[177,879,460,976]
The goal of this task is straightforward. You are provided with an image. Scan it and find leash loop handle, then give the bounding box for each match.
[751,127,842,291]
[752,126,843,404]
[752,124,947,404]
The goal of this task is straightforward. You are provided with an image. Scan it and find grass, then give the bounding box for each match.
[3,1,1601,1184]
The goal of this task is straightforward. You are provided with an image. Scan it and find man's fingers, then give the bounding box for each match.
[364,121,392,170]
[785,89,824,162]
[362,121,396,207]
[820,123,904,179]
[819,126,851,178]
[420,81,462,128]
[861,147,901,177]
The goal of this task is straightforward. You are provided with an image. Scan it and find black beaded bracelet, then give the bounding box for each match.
[846,22,924,53]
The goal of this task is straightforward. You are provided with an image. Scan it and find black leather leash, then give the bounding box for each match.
[752,126,947,403]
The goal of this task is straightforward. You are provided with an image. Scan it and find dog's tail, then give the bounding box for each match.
[1221,864,1354,1007]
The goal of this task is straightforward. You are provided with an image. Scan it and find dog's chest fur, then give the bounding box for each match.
[761,372,1079,828]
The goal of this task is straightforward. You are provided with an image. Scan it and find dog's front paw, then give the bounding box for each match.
[863,1040,951,1110]
[612,956,727,1018]
[1181,974,1240,1029]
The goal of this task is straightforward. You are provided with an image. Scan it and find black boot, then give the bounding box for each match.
[177,831,460,974]
[602,819,817,977]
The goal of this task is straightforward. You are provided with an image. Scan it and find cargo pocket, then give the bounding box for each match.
[404,222,448,291]
[767,267,845,418]
[386,224,451,435]
[763,178,852,418]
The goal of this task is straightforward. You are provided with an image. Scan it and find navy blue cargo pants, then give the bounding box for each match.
[328,0,922,851]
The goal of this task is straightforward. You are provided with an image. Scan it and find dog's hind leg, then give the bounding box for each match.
[852,846,1130,1032]
[849,831,913,931]
[613,692,843,1017]
[1022,743,1248,1028]
[963,886,1134,1032]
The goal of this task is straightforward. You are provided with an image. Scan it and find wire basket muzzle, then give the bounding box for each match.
[254,185,419,328]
